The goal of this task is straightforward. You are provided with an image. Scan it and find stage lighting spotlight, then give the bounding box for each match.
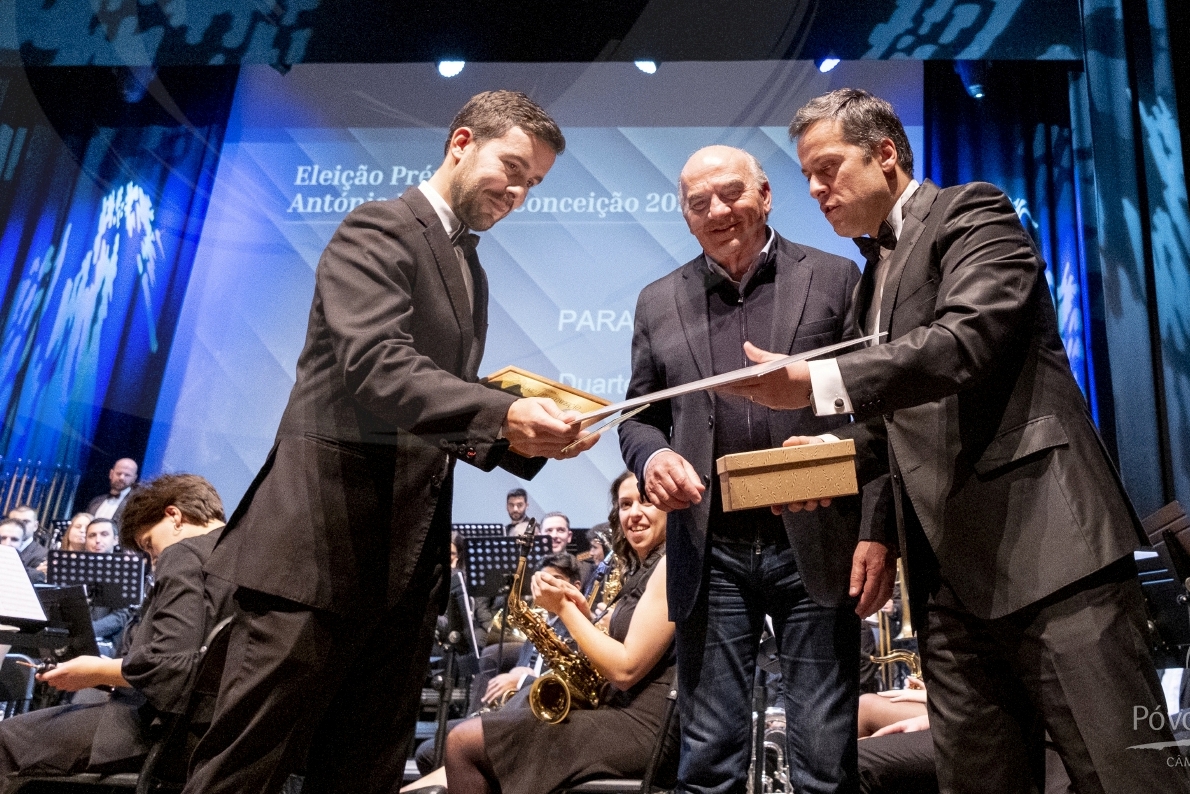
[954,61,989,100]
[817,57,840,73]
[634,60,658,74]
[438,60,465,78]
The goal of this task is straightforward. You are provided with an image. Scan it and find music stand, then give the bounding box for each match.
[465,536,552,599]
[47,550,145,610]
[453,523,507,539]
[31,585,102,660]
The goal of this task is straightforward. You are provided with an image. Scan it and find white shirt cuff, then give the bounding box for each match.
[643,447,673,479]
[807,358,853,416]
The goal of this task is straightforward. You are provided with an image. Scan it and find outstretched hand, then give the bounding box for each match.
[714,342,812,410]
[502,398,598,459]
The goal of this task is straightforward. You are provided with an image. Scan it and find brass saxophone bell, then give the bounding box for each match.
[529,673,572,724]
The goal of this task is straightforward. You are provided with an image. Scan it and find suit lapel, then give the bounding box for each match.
[675,259,715,382]
[769,235,811,354]
[400,187,476,345]
[467,254,489,377]
[879,180,938,337]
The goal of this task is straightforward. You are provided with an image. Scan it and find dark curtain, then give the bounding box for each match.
[923,60,1108,441]
[0,66,238,514]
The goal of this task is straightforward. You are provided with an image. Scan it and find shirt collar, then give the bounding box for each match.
[886,179,920,241]
[418,181,462,239]
[704,226,777,285]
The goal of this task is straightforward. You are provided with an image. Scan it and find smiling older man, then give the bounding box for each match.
[618,145,892,794]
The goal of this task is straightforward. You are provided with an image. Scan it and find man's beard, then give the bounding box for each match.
[450,162,497,232]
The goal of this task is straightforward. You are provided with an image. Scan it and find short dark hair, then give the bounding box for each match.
[446,91,565,156]
[507,488,528,501]
[0,518,24,536]
[542,511,570,529]
[119,474,224,550]
[539,552,581,585]
[788,88,914,176]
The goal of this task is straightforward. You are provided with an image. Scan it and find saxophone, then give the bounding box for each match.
[507,519,611,723]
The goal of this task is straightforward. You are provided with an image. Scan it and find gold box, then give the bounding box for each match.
[716,439,858,512]
[481,366,610,457]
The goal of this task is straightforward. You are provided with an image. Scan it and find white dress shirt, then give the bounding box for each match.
[418,181,475,312]
[94,487,131,519]
[807,180,919,416]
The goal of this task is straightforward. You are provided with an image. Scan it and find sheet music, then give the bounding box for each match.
[0,545,47,623]
[573,332,884,422]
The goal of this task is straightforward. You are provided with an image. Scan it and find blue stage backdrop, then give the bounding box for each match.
[0,67,236,509]
[143,61,923,526]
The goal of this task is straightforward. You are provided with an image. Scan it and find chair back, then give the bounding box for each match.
[0,654,38,717]
[134,615,235,794]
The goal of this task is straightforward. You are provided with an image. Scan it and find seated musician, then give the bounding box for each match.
[0,474,234,780]
[474,552,584,710]
[405,470,675,794]
[420,552,587,775]
[82,518,132,653]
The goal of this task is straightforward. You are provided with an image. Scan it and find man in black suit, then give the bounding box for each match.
[85,457,139,527]
[618,145,894,794]
[729,89,1189,793]
[185,91,594,794]
[6,505,46,582]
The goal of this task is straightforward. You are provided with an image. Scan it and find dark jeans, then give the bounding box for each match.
[676,538,860,794]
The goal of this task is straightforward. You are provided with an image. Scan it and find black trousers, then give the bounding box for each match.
[183,534,448,794]
[920,558,1190,794]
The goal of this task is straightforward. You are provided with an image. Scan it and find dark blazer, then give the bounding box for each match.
[0,530,234,774]
[206,187,542,616]
[18,540,46,583]
[619,234,868,621]
[86,492,128,527]
[835,180,1146,619]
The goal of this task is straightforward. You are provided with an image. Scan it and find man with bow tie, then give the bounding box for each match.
[726,89,1189,793]
[186,91,595,794]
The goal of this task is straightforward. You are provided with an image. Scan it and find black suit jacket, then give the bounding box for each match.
[619,234,868,621]
[86,492,128,527]
[206,187,543,616]
[835,180,1145,619]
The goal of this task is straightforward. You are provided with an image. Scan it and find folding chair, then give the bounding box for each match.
[1,654,38,718]
[557,687,679,794]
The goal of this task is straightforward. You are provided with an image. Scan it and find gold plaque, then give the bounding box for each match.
[716,439,858,512]
[482,367,611,456]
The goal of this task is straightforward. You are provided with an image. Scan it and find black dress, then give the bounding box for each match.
[482,547,676,794]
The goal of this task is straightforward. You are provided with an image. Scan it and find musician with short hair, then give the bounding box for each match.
[0,474,233,781]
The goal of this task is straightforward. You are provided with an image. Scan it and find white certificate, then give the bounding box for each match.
[574,333,883,423]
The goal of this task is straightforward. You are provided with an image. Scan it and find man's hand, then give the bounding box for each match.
[851,540,897,618]
[502,398,596,459]
[870,714,930,737]
[643,450,705,512]
[483,669,531,705]
[38,655,121,691]
[715,342,812,410]
[771,436,833,514]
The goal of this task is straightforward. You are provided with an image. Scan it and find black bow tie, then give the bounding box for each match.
[450,224,479,251]
[853,221,897,267]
